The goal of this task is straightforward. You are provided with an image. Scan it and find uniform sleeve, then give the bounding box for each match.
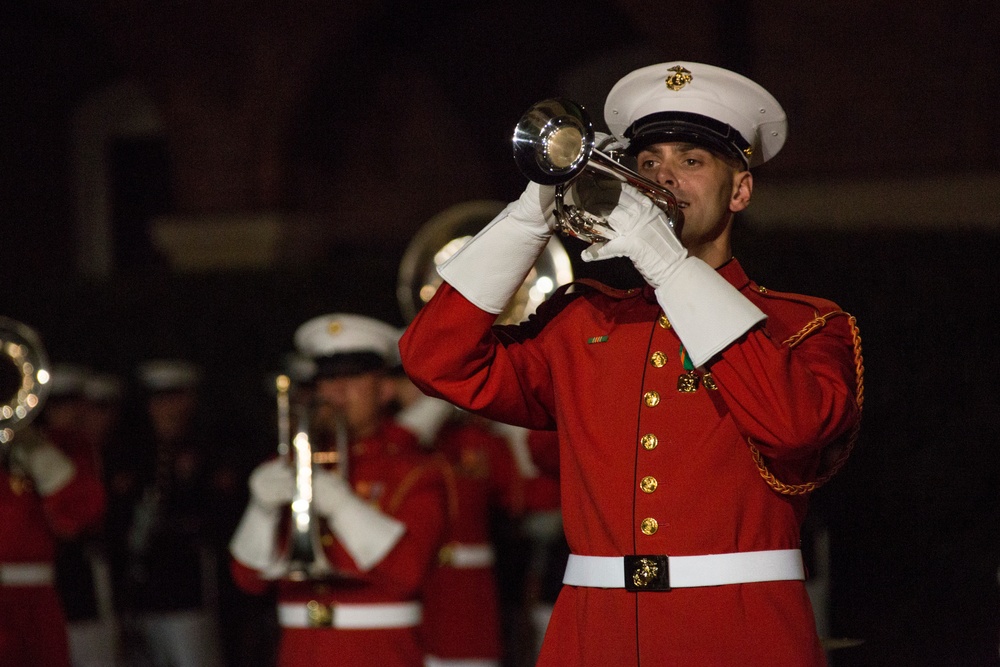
[708,311,860,462]
[230,556,272,596]
[400,282,556,431]
[326,465,451,599]
[523,429,561,512]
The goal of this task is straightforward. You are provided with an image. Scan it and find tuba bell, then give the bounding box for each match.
[397,200,574,325]
[513,98,679,244]
[0,317,51,447]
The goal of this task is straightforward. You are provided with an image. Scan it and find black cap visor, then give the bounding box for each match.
[314,352,386,379]
[625,112,750,167]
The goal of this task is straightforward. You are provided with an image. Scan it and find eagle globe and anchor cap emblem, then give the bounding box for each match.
[664,65,693,91]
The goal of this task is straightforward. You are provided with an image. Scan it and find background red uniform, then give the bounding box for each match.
[419,415,523,665]
[0,436,105,667]
[231,420,451,667]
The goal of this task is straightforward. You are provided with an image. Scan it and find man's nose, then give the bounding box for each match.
[652,163,677,186]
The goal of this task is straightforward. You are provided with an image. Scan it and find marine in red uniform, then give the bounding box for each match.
[230,314,451,667]
[1,423,106,667]
[43,365,120,667]
[394,380,532,667]
[401,62,863,666]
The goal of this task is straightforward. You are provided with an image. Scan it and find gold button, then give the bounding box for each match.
[640,517,658,535]
[658,314,671,329]
[640,476,658,493]
[650,351,667,368]
[438,543,454,566]
[640,433,658,450]
[643,391,660,407]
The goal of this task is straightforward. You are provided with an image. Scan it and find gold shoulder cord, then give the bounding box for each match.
[386,454,459,521]
[747,311,865,496]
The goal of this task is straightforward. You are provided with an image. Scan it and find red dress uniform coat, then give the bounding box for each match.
[231,419,451,667]
[400,259,860,667]
[0,436,106,667]
[419,417,524,663]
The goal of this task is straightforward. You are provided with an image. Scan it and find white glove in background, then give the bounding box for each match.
[438,181,557,314]
[582,183,765,367]
[313,469,406,572]
[8,429,75,496]
[229,500,283,571]
[230,458,292,570]
[248,458,295,508]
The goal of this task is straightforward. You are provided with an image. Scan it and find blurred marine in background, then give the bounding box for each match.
[0,320,105,667]
[229,313,453,667]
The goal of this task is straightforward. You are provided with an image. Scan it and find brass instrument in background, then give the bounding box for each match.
[0,317,51,448]
[397,200,574,325]
[513,98,679,243]
[266,374,336,581]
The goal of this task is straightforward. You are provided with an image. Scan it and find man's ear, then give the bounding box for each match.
[730,171,753,213]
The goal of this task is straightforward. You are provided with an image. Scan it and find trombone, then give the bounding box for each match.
[513,98,679,243]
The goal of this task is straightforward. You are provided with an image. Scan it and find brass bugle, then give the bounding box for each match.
[512,98,679,243]
[267,374,334,581]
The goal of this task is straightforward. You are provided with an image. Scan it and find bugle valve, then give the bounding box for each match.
[512,98,679,243]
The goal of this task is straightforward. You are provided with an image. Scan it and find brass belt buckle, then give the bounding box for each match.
[624,555,670,592]
[306,600,334,628]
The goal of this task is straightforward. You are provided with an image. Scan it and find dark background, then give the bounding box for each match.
[3,1,999,665]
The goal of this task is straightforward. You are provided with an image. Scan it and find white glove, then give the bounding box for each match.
[312,469,406,572]
[8,429,75,496]
[582,184,765,367]
[248,458,295,509]
[229,500,283,571]
[580,183,688,287]
[230,458,292,571]
[437,181,557,314]
[395,395,456,446]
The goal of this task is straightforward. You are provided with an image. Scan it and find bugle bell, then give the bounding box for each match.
[0,317,51,447]
[512,98,679,243]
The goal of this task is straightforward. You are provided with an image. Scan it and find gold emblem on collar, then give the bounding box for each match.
[665,66,693,91]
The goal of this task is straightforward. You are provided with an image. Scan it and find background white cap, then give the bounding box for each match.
[294,313,400,376]
[138,359,202,392]
[48,363,90,398]
[83,372,125,403]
